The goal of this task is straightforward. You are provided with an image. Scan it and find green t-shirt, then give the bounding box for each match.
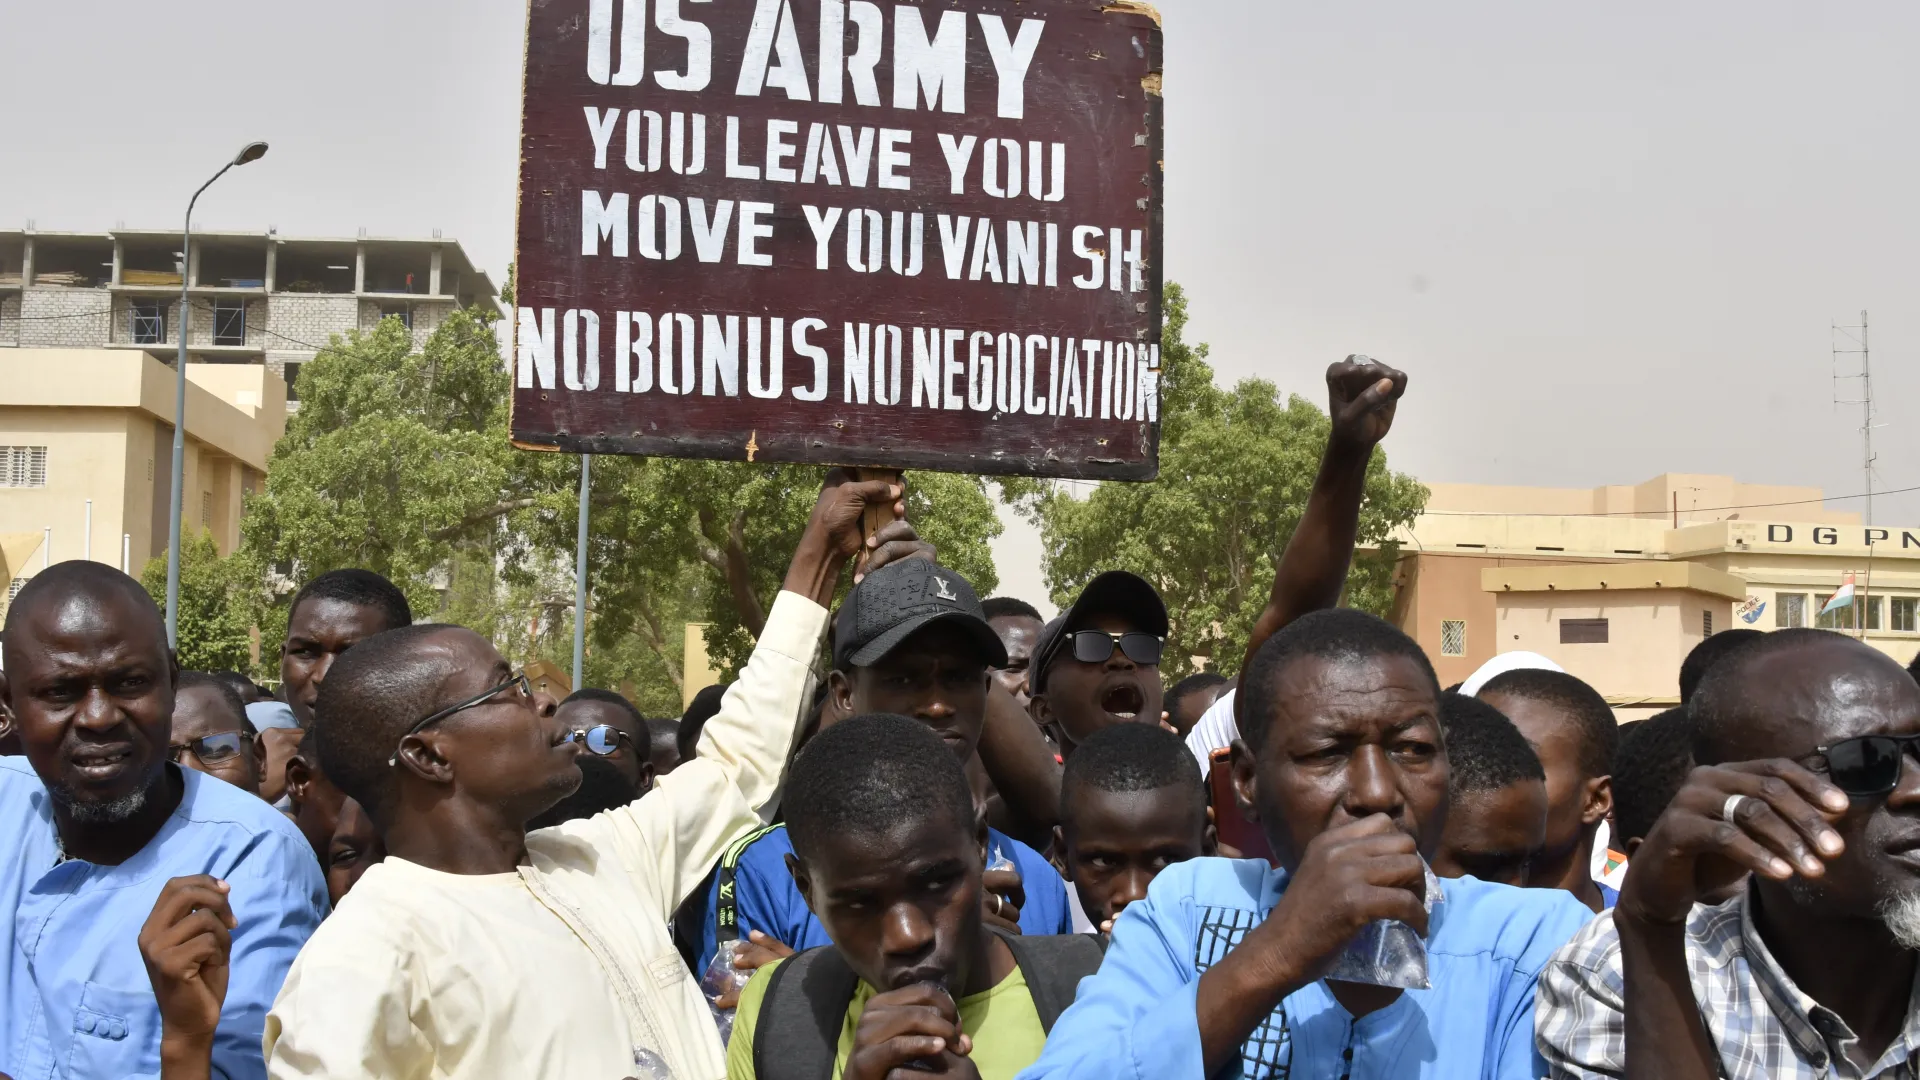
[725,957,1047,1080]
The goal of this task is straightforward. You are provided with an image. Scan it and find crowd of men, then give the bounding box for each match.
[3,357,1920,1079]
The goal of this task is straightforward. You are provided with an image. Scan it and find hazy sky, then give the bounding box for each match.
[7,0,1916,617]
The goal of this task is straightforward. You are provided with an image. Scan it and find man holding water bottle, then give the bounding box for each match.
[1017,609,1595,1080]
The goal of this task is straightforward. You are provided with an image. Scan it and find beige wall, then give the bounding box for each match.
[1402,513,1672,561]
[0,349,285,601]
[683,623,721,710]
[1424,473,1856,526]
[1494,587,1734,705]
[0,407,135,569]
[1386,475,1920,692]
[1393,551,1628,688]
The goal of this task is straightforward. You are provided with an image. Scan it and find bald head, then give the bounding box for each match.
[313,622,578,848]
[1693,629,1920,766]
[312,624,467,821]
[3,562,166,670]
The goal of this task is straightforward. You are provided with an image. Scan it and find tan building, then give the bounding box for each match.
[1385,474,1920,719]
[0,347,287,607]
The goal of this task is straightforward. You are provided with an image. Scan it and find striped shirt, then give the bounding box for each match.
[1536,886,1920,1079]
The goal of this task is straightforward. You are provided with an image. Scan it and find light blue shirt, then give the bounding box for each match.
[1017,857,1595,1080]
[2,757,327,1080]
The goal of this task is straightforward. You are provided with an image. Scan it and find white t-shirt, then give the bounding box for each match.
[269,857,639,1079]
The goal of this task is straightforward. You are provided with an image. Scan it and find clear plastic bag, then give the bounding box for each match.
[1322,861,1445,991]
[701,939,752,1043]
[629,1046,674,1079]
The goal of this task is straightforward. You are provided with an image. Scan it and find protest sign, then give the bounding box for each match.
[513,0,1164,479]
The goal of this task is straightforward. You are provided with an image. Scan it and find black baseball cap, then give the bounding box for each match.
[833,560,1009,671]
[1031,571,1170,693]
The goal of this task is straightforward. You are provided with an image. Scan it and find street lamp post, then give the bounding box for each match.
[166,141,267,647]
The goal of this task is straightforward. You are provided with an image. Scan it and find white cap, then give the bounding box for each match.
[1459,651,1565,697]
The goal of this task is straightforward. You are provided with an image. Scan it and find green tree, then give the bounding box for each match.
[141,531,265,674]
[1007,284,1427,679]
[525,457,1001,684]
[243,310,543,615]
[244,306,1002,704]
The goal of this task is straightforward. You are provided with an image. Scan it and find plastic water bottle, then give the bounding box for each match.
[701,939,752,1042]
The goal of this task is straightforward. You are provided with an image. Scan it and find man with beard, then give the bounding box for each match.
[1019,609,1593,1078]
[0,562,326,1079]
[1538,629,1920,1079]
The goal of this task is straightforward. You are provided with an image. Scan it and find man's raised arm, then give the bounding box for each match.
[1240,356,1407,681]
[593,470,932,913]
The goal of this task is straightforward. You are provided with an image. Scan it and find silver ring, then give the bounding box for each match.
[1722,793,1748,823]
[991,894,1003,916]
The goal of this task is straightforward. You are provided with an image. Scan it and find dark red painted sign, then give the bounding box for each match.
[513,0,1163,479]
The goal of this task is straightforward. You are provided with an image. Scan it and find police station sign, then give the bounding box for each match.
[511,0,1165,480]
[1757,524,1920,551]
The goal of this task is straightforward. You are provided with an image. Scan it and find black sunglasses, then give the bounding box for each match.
[564,724,635,757]
[389,672,533,767]
[1816,734,1920,797]
[1064,630,1164,667]
[169,730,253,765]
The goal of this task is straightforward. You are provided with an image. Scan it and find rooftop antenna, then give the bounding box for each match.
[1832,310,1879,527]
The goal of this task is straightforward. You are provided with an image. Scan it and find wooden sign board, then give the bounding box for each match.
[512,0,1164,480]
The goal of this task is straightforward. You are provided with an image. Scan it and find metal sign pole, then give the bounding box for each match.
[572,454,591,689]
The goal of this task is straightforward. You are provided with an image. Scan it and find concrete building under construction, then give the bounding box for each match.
[0,228,497,402]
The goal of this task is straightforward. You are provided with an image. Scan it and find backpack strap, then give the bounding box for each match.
[752,930,1107,1080]
[751,945,859,1080]
[715,823,784,947]
[671,822,782,974]
[994,929,1108,1033]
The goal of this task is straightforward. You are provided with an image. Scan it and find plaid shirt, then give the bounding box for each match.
[1536,887,1920,1079]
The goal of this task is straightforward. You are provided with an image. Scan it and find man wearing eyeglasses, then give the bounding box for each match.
[526,690,655,831]
[1027,570,1170,760]
[262,473,921,1080]
[171,672,266,797]
[1538,628,1920,1079]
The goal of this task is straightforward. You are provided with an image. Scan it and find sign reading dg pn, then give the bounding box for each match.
[513,0,1165,480]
